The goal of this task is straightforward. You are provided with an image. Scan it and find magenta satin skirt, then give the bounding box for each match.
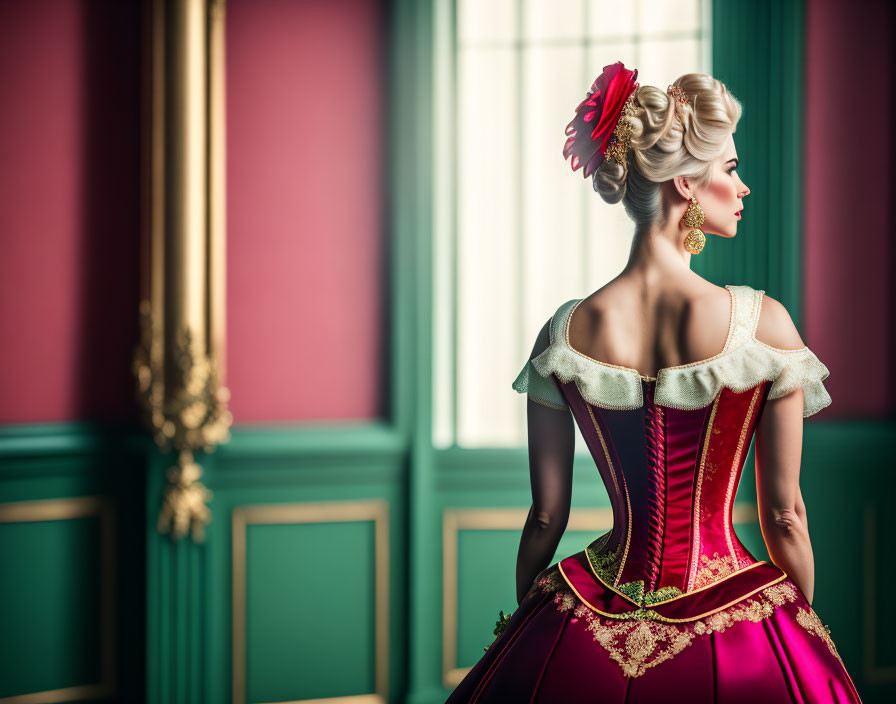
[445,565,863,703]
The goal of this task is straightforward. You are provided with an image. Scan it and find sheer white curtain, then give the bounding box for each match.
[433,0,711,448]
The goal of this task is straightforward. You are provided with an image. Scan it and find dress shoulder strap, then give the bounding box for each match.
[749,288,767,339]
[725,284,765,350]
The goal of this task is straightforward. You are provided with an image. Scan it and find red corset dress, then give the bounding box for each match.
[445,285,862,704]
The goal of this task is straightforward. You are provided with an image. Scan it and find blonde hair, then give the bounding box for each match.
[593,73,742,227]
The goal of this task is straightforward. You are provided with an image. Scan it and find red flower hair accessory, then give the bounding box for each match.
[563,61,640,178]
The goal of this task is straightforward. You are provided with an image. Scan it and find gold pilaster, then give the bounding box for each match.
[134,0,231,543]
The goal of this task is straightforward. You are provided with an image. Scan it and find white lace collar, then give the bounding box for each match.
[529,285,832,417]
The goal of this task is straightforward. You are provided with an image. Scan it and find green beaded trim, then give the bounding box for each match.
[586,543,684,608]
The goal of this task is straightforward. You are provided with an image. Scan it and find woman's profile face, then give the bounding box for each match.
[693,133,749,238]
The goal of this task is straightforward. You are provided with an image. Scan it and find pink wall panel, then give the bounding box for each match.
[804,0,895,417]
[226,0,385,422]
[0,0,140,424]
[1,0,887,425]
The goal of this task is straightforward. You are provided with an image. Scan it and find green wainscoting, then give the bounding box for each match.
[0,423,146,703]
[242,520,377,700]
[1,505,105,696]
[145,425,407,704]
[0,422,407,704]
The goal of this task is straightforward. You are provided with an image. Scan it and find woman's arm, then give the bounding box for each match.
[755,387,814,603]
[754,296,815,604]
[515,396,575,605]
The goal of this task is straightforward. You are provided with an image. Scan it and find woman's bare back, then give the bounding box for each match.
[568,274,806,379]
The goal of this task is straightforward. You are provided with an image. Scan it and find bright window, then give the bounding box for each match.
[433,0,711,448]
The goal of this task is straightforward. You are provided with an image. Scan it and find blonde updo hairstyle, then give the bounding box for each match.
[593,73,742,227]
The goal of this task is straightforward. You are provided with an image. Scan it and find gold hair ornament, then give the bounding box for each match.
[604,90,639,170]
[667,84,690,105]
[682,196,706,254]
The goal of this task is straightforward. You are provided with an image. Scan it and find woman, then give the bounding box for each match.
[445,63,862,703]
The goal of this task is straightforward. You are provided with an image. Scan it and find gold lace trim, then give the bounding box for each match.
[796,606,846,667]
[691,551,739,590]
[538,567,800,678]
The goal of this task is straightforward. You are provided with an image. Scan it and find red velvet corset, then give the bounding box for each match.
[554,374,786,616]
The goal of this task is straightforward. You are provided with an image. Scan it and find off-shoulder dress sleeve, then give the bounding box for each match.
[512,318,570,411]
[763,343,832,418]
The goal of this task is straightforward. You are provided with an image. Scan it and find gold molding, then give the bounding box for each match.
[864,502,895,683]
[135,0,232,542]
[0,497,117,704]
[232,500,389,704]
[441,503,759,688]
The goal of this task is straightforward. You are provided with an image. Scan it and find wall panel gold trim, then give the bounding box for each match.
[232,500,389,704]
[441,503,758,688]
[0,496,117,704]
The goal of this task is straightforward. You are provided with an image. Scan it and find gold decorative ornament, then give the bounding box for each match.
[134,305,232,453]
[667,84,689,105]
[158,450,214,541]
[134,304,232,542]
[605,90,639,170]
[135,0,231,542]
[682,196,706,254]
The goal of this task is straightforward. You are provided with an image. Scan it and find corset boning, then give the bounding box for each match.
[557,376,773,595]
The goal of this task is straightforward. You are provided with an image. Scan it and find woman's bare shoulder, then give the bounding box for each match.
[754,293,806,350]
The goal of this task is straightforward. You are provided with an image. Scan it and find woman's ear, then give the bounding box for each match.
[672,175,691,201]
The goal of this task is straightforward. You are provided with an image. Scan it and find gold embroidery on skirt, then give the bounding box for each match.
[537,567,800,678]
[796,606,845,667]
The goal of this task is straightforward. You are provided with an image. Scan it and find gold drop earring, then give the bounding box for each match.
[682,196,706,255]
